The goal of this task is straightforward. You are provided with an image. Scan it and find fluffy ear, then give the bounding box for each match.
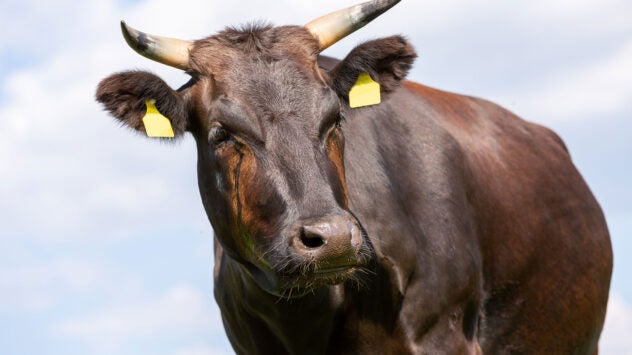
[329,36,417,103]
[96,71,188,137]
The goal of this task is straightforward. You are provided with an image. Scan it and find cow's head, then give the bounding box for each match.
[96,0,416,297]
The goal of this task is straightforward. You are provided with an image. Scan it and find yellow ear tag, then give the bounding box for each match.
[349,73,381,108]
[142,100,175,138]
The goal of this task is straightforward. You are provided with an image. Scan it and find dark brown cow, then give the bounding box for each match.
[96,1,613,353]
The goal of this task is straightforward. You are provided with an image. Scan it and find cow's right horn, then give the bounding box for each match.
[305,0,400,51]
[120,21,192,71]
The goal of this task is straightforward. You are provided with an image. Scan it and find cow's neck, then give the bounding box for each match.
[215,243,411,353]
[220,251,346,353]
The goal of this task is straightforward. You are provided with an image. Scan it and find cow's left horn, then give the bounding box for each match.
[304,0,400,51]
[120,21,192,71]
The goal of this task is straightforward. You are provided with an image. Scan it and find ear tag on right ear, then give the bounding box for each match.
[142,100,175,138]
[349,73,381,108]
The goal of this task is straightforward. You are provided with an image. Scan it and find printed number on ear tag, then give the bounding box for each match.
[349,73,381,108]
[142,100,175,138]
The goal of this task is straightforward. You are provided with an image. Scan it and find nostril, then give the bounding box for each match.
[300,228,326,249]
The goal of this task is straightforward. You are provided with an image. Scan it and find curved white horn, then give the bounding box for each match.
[120,21,193,71]
[305,0,401,51]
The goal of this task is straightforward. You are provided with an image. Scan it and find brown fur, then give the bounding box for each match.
[96,23,612,355]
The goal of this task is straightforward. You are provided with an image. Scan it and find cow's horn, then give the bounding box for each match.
[120,21,192,71]
[305,0,400,51]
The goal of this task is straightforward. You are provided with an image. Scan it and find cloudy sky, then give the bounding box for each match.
[1,0,631,354]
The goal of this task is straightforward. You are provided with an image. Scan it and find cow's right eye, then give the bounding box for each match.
[209,125,230,145]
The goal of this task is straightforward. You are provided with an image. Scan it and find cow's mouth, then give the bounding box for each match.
[276,263,368,298]
[314,265,356,276]
[312,265,359,283]
[281,264,358,282]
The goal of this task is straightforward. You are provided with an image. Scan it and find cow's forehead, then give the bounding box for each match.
[208,60,336,137]
[234,60,327,116]
[190,25,334,128]
[190,24,320,77]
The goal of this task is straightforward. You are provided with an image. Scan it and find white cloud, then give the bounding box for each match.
[494,39,632,123]
[0,0,117,54]
[0,259,142,312]
[601,293,632,355]
[525,0,632,34]
[51,284,223,351]
[0,6,204,242]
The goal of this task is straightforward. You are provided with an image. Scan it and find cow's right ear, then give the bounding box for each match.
[96,71,188,137]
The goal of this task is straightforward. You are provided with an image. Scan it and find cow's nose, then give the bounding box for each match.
[292,215,363,267]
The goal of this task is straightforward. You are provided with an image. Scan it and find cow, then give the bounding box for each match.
[96,0,613,353]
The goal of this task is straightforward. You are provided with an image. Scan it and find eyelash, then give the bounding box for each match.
[209,125,231,145]
[334,112,346,129]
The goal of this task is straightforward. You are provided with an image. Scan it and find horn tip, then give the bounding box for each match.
[119,20,150,55]
[120,20,130,34]
[120,21,133,48]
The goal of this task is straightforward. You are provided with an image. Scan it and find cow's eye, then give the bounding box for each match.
[334,112,346,129]
[209,125,230,145]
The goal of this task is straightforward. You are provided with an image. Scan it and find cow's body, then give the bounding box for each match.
[96,1,612,353]
[213,63,612,354]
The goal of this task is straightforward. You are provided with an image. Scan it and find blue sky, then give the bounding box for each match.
[1,0,631,354]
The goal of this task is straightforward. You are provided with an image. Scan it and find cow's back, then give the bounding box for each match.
[342,80,612,353]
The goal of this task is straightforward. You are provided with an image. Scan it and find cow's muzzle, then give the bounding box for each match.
[290,214,364,273]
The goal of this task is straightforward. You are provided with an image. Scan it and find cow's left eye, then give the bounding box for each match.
[209,125,230,145]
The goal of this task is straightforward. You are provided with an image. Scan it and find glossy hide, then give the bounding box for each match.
[96,26,612,355]
[211,71,612,354]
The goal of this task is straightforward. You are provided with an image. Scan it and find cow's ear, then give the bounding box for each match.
[329,36,417,103]
[96,71,188,138]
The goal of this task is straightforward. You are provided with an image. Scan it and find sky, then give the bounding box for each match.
[0,0,630,354]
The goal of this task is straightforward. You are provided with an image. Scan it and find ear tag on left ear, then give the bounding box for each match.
[142,100,175,138]
[349,73,381,109]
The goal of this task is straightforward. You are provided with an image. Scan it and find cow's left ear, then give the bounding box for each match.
[328,36,417,103]
[96,70,189,138]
